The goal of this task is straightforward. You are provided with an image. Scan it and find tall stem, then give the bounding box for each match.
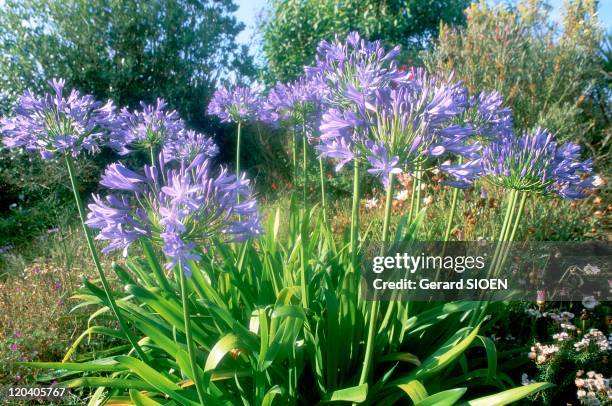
[319,157,327,224]
[236,121,242,177]
[350,160,361,271]
[302,124,308,208]
[443,157,462,241]
[179,266,206,405]
[497,191,528,272]
[408,170,417,223]
[508,192,528,243]
[414,165,422,215]
[292,126,298,184]
[149,146,156,168]
[300,225,308,309]
[443,187,459,241]
[488,189,517,278]
[64,155,148,362]
[359,173,395,385]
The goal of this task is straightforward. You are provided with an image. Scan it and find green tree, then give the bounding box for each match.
[0,0,253,129]
[259,0,471,82]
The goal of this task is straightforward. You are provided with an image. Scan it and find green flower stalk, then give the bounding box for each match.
[65,155,148,362]
[359,172,395,385]
[0,79,148,362]
[319,157,328,223]
[350,161,361,271]
[178,263,206,404]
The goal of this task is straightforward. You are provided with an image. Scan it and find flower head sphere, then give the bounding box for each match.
[264,77,324,122]
[207,85,266,124]
[115,98,184,153]
[86,154,262,275]
[471,90,513,140]
[1,79,116,159]
[317,67,472,187]
[162,130,219,163]
[306,31,406,110]
[481,127,597,197]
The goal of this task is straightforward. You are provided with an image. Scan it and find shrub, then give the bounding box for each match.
[423,0,607,160]
[259,0,470,82]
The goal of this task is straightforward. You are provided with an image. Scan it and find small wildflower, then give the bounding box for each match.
[365,197,379,210]
[395,190,409,202]
[582,295,599,309]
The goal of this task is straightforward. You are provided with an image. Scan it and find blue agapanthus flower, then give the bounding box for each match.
[441,127,599,198]
[316,64,471,186]
[162,129,219,162]
[86,154,261,275]
[0,79,116,159]
[305,31,406,110]
[472,90,513,139]
[207,85,269,124]
[264,77,323,121]
[114,98,184,154]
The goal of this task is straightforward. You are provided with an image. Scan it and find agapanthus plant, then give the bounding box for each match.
[441,127,598,198]
[0,78,147,361]
[264,77,323,124]
[114,98,184,159]
[264,77,327,207]
[305,31,405,110]
[162,129,219,162]
[314,44,471,188]
[87,153,261,275]
[207,85,268,124]
[0,79,116,159]
[207,85,269,179]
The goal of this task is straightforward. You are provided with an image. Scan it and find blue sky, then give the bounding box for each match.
[234,0,612,46]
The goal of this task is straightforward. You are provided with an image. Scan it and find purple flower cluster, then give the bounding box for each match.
[207,85,271,124]
[305,32,406,109]
[309,32,473,186]
[86,154,261,274]
[162,130,219,162]
[471,90,513,139]
[114,98,185,153]
[264,77,323,122]
[0,79,116,159]
[441,128,598,197]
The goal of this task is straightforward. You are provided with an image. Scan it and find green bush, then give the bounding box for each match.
[259,0,470,82]
[423,0,607,162]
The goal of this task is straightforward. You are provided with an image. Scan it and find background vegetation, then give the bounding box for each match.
[0,2,610,403]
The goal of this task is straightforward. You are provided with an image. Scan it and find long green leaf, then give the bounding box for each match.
[398,380,428,403]
[129,389,164,406]
[461,382,554,406]
[320,383,368,403]
[414,388,467,406]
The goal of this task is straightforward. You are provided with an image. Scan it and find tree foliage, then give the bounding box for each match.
[0,0,253,129]
[259,0,471,82]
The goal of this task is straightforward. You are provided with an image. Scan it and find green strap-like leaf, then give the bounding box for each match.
[414,388,467,406]
[205,334,241,373]
[398,380,428,403]
[20,358,125,373]
[129,389,164,406]
[320,383,368,403]
[461,382,554,406]
[262,386,283,406]
[115,356,199,406]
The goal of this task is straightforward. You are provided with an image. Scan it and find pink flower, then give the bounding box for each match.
[10,343,18,352]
